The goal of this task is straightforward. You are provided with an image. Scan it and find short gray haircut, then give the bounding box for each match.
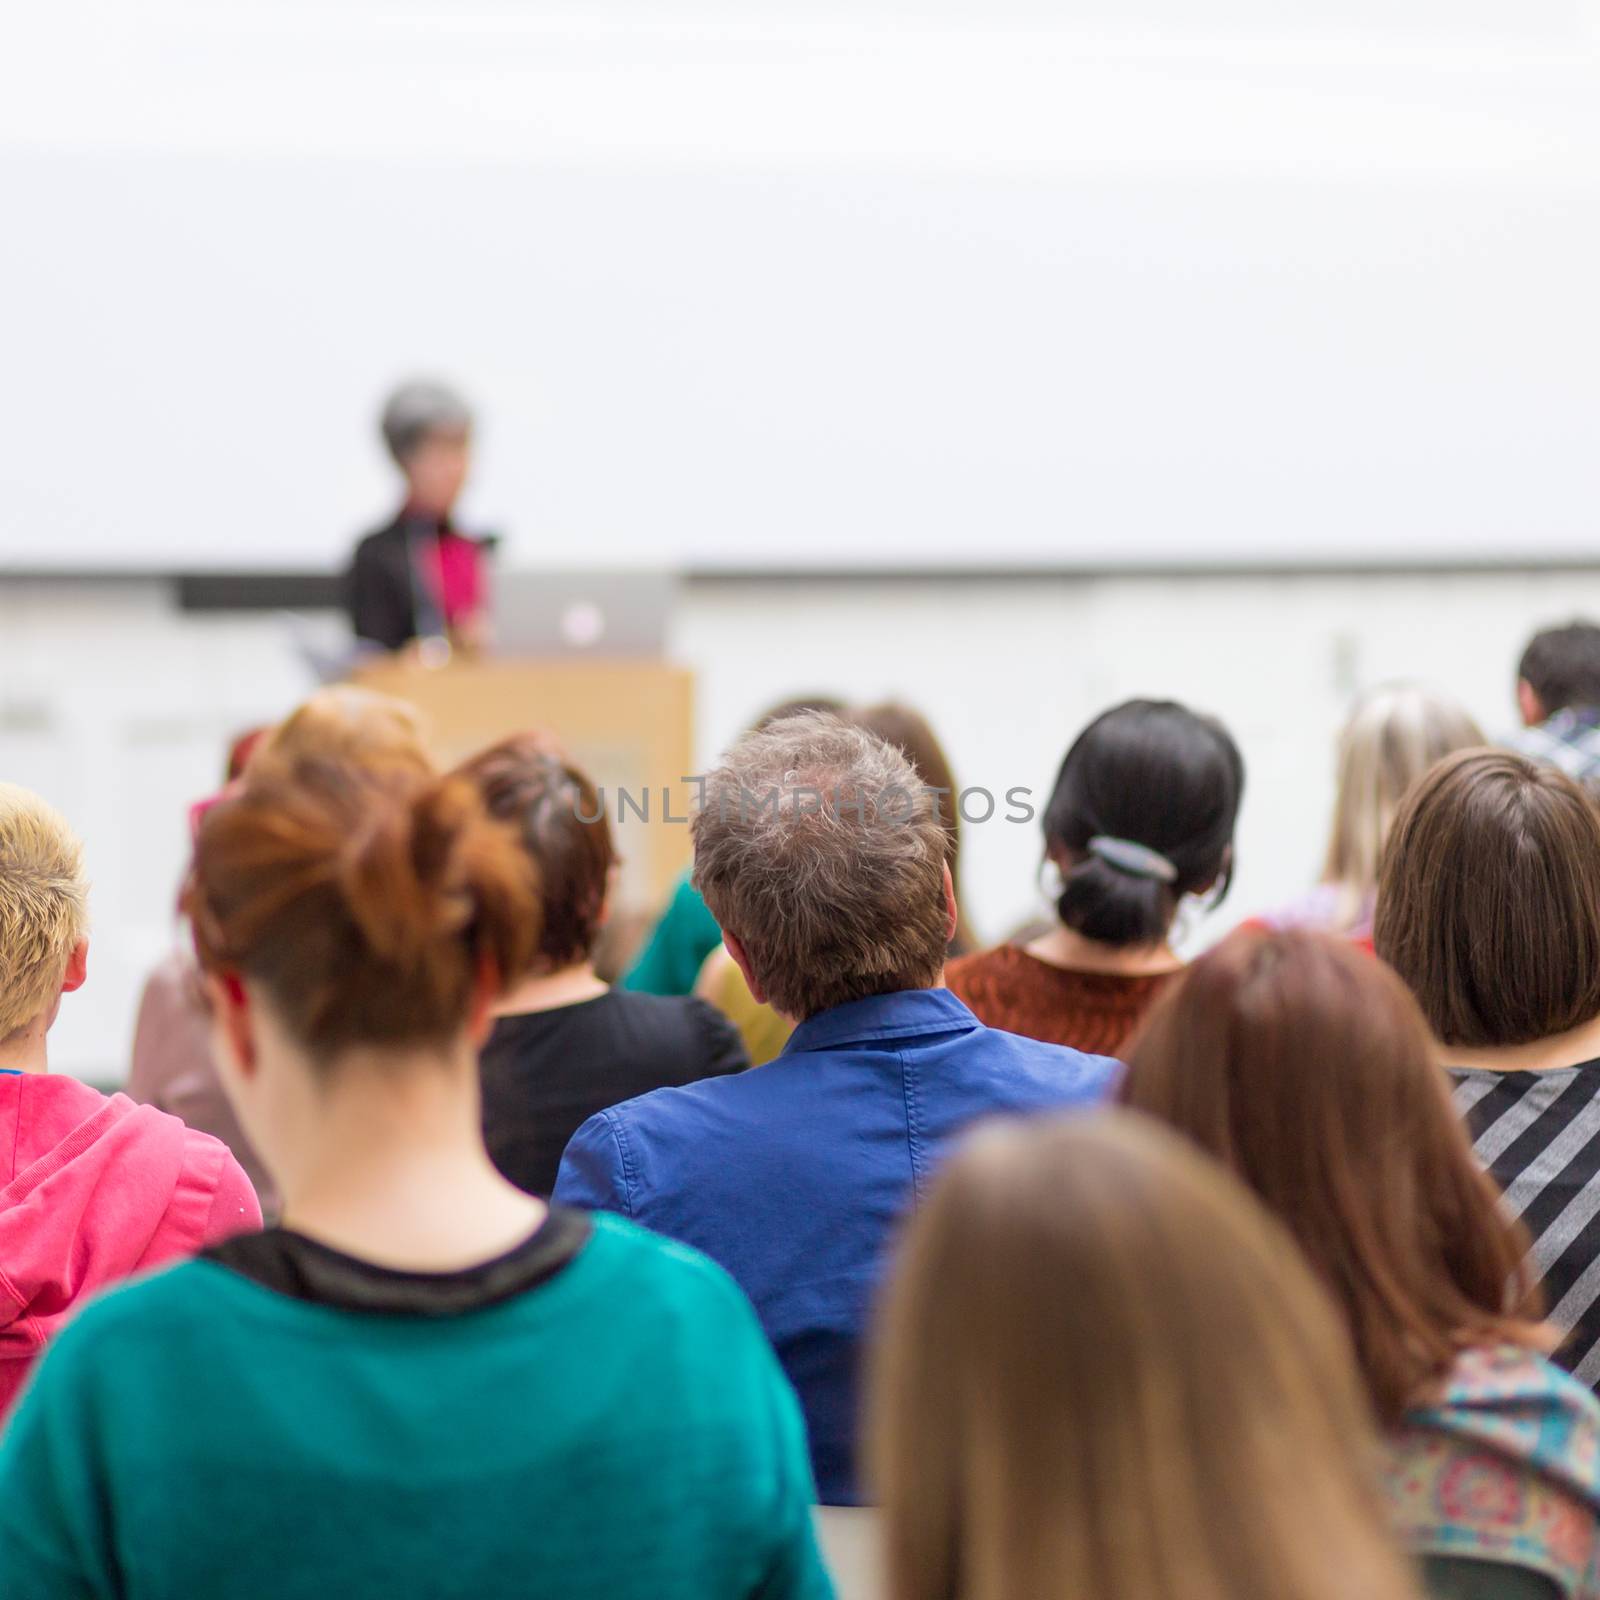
[691,711,951,1020]
[380,379,473,464]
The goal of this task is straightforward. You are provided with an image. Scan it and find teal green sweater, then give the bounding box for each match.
[0,1213,833,1600]
[620,873,723,995]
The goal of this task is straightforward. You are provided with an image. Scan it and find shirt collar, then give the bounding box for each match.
[782,986,980,1055]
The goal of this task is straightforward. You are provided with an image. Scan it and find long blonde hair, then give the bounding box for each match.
[1321,682,1483,909]
[867,1113,1421,1600]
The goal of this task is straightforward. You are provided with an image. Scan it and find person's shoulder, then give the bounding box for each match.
[582,1211,760,1319]
[612,989,745,1050]
[971,1021,1122,1101]
[1448,1344,1600,1419]
[40,1257,238,1368]
[351,517,407,561]
[600,1061,762,1131]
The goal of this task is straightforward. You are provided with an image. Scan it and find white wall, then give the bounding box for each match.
[7,569,1599,1080]
[5,3,1599,572]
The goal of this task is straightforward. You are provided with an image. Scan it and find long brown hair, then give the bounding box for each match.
[1121,928,1547,1424]
[1375,747,1600,1048]
[868,1112,1421,1600]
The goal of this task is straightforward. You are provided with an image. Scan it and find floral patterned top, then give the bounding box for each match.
[1387,1345,1600,1597]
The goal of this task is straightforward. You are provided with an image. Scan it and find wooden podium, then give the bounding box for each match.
[350,656,695,910]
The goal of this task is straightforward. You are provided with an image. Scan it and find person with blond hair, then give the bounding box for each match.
[1256,681,1483,940]
[868,1113,1422,1600]
[556,711,1117,1503]
[0,784,260,1416]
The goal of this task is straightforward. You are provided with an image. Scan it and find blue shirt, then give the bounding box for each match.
[553,987,1119,1503]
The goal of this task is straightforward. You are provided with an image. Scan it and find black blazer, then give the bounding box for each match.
[345,513,486,651]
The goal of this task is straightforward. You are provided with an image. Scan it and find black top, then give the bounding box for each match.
[481,990,750,1197]
[201,1206,592,1315]
[344,511,484,651]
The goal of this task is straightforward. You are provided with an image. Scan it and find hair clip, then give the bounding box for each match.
[1087,835,1179,884]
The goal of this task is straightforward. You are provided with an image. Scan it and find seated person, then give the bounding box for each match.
[0,756,830,1599]
[1254,682,1482,942]
[127,691,432,1221]
[1376,749,1600,1392]
[555,711,1119,1504]
[948,698,1243,1056]
[695,699,977,1066]
[1123,929,1600,1597]
[0,784,259,1416]
[1509,619,1600,783]
[460,735,749,1198]
[868,1113,1420,1600]
[129,726,278,1215]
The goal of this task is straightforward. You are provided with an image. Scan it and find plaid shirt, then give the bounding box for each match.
[1509,707,1600,783]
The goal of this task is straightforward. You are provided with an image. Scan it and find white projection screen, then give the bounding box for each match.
[2,1,1599,573]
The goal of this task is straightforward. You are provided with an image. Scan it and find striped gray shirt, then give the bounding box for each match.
[1453,1059,1600,1387]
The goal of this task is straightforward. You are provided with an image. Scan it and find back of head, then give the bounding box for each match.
[869,1112,1418,1600]
[258,687,431,778]
[1519,620,1600,719]
[1122,929,1543,1423]
[1044,699,1244,946]
[1321,682,1484,896]
[185,758,537,1065]
[691,711,949,1019]
[1375,748,1600,1049]
[458,735,613,973]
[380,378,473,465]
[0,785,88,1039]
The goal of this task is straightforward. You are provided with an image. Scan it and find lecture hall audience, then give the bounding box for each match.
[868,1113,1423,1600]
[1376,749,1600,1395]
[947,697,1243,1055]
[0,745,832,1598]
[1252,682,1483,941]
[15,622,1600,1600]
[554,710,1119,1504]
[1122,929,1600,1597]
[461,734,749,1198]
[0,784,260,1418]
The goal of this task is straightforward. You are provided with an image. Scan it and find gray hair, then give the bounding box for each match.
[380,379,473,464]
[691,711,951,1020]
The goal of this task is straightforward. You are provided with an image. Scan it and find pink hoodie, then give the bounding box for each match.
[0,1071,261,1417]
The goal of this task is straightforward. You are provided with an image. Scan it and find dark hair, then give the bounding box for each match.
[1122,929,1547,1426]
[1518,620,1600,717]
[1375,748,1600,1048]
[457,735,614,972]
[185,758,537,1065]
[1043,699,1244,946]
[848,701,974,957]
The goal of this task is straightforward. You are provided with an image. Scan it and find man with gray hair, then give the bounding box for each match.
[555,713,1117,1503]
[344,378,488,654]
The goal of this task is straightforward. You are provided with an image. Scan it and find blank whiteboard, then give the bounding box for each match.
[3,3,1598,572]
